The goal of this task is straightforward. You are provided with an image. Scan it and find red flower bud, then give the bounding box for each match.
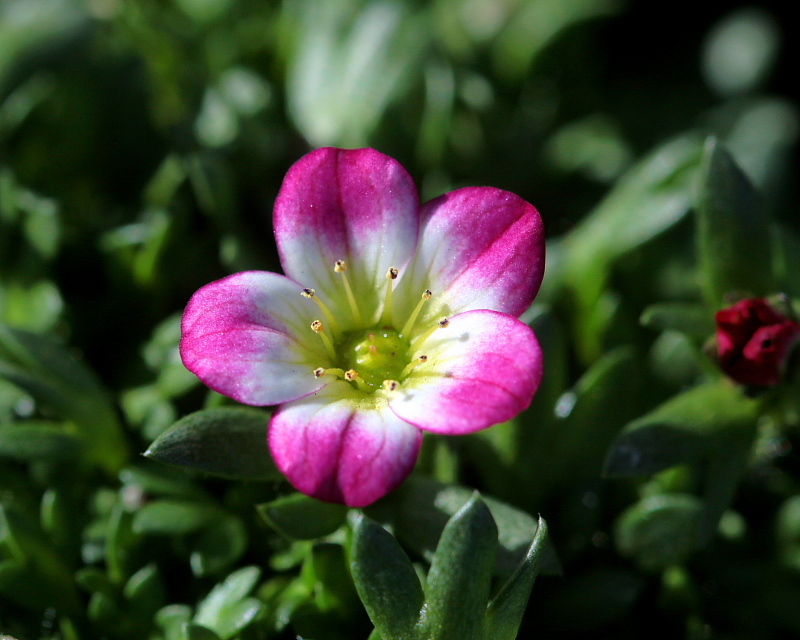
[715,298,800,386]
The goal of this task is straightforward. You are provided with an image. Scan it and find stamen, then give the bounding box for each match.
[314,367,345,379]
[310,320,336,359]
[400,354,428,379]
[410,317,449,351]
[401,289,433,336]
[381,267,398,324]
[301,288,341,336]
[344,369,369,392]
[334,260,362,324]
[382,379,400,392]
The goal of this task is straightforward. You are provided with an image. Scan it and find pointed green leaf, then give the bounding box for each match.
[485,516,548,640]
[0,323,128,472]
[189,516,247,577]
[124,563,166,620]
[195,566,261,627]
[156,604,193,640]
[615,494,704,571]
[145,408,277,480]
[696,138,773,306]
[258,493,347,540]
[640,303,715,341]
[351,515,424,640]
[422,495,497,640]
[184,624,222,640]
[604,380,759,476]
[367,476,557,576]
[554,135,703,360]
[0,422,80,461]
[132,500,222,535]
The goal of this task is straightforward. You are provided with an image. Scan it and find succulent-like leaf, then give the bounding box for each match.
[144,407,278,480]
[485,516,548,640]
[696,138,773,306]
[258,493,347,540]
[351,514,424,640]
[422,495,497,640]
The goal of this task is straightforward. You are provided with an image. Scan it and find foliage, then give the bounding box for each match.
[1,0,800,638]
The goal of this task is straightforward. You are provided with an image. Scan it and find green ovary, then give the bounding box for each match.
[338,327,410,389]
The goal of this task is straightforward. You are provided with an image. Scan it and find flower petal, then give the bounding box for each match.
[181,271,326,406]
[274,148,419,321]
[389,309,542,435]
[393,187,544,325]
[269,381,423,507]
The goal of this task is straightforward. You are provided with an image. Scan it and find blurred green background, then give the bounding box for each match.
[2,1,800,639]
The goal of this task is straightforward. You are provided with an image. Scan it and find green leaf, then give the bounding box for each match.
[190,516,248,577]
[184,624,222,640]
[156,604,193,640]
[0,422,80,461]
[132,500,222,535]
[772,224,800,298]
[367,476,555,576]
[195,566,261,628]
[351,515,424,640]
[0,323,128,472]
[604,380,759,477]
[285,0,428,147]
[145,407,278,480]
[485,516,548,640]
[258,493,347,540]
[200,598,263,639]
[0,503,81,614]
[615,494,705,571]
[695,138,773,306]
[124,563,166,621]
[553,135,703,361]
[422,495,497,640]
[640,303,715,341]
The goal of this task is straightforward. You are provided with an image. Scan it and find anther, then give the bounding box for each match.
[382,379,400,392]
[334,259,362,324]
[314,367,345,379]
[400,355,428,379]
[344,369,369,392]
[300,288,340,335]
[381,266,398,324]
[411,317,449,351]
[310,320,336,358]
[401,289,433,336]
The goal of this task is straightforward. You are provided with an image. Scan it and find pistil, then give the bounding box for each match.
[334,260,362,324]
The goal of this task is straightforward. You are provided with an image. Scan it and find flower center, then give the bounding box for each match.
[339,328,409,389]
[305,259,445,395]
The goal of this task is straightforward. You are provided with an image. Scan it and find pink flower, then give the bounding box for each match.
[716,298,800,387]
[180,148,545,506]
